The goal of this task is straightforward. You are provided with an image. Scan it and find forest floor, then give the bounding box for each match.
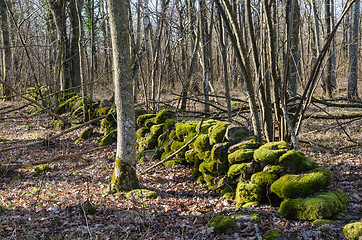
[0,101,361,240]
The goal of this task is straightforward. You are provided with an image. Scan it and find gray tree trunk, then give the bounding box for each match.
[0,0,11,99]
[106,0,140,193]
[348,0,360,100]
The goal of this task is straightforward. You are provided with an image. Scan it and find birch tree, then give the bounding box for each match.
[105,0,140,193]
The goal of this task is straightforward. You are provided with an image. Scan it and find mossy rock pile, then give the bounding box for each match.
[343,220,362,240]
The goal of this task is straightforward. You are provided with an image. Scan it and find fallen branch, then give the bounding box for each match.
[303,112,362,119]
[0,146,109,172]
[0,115,106,152]
[140,119,204,175]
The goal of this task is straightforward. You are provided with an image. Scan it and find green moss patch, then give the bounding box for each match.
[312,219,337,228]
[199,160,228,175]
[235,182,263,207]
[99,129,117,146]
[80,127,93,139]
[208,121,231,145]
[271,168,332,199]
[228,149,254,164]
[34,164,50,173]
[175,121,198,141]
[227,163,249,180]
[137,114,156,128]
[154,110,175,124]
[138,135,158,152]
[251,171,278,188]
[262,229,283,240]
[193,134,212,153]
[207,215,237,233]
[343,220,362,240]
[150,123,165,136]
[228,137,261,153]
[52,120,66,131]
[124,189,159,199]
[211,142,229,163]
[279,189,349,220]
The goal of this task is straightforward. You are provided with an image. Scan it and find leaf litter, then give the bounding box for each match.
[0,102,361,239]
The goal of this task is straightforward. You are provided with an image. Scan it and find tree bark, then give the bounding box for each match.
[105,0,140,193]
[347,0,360,100]
[0,0,11,99]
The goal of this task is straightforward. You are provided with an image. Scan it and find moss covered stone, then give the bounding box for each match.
[75,138,84,144]
[164,118,177,131]
[263,165,285,175]
[228,149,254,164]
[220,186,235,199]
[150,123,165,136]
[136,127,150,139]
[134,108,146,118]
[207,215,237,234]
[144,117,156,128]
[81,200,97,215]
[251,171,278,188]
[99,129,117,146]
[278,150,317,173]
[235,182,263,206]
[199,160,228,175]
[312,219,337,228]
[228,137,261,153]
[261,141,288,150]
[279,189,349,220]
[136,150,160,162]
[154,110,175,124]
[343,220,362,240]
[157,131,168,147]
[52,120,66,131]
[211,142,229,163]
[138,135,158,152]
[193,134,212,153]
[137,114,156,128]
[253,148,278,166]
[227,163,249,180]
[208,121,231,145]
[80,127,93,139]
[196,119,220,134]
[262,229,283,240]
[271,168,332,199]
[185,149,198,163]
[34,164,50,173]
[124,189,159,199]
[104,158,140,194]
[175,121,198,141]
[96,106,110,117]
[100,113,117,133]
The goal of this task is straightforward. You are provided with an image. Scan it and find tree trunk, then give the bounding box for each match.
[0,0,11,99]
[199,0,210,113]
[68,0,81,90]
[348,0,360,100]
[105,0,140,193]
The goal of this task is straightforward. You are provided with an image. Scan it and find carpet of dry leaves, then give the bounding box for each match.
[0,102,361,240]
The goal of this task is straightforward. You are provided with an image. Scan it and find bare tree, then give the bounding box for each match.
[347,0,360,100]
[0,0,11,99]
[105,0,140,193]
